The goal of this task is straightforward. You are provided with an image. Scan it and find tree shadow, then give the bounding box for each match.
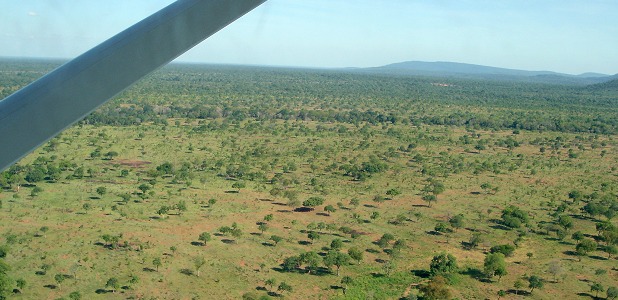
[312,267,332,276]
[44,284,57,289]
[461,241,475,250]
[294,207,313,212]
[191,241,206,246]
[576,292,594,298]
[298,240,311,246]
[411,269,431,278]
[589,255,607,261]
[316,212,330,217]
[179,269,194,276]
[143,267,156,272]
[507,289,530,296]
[489,224,512,231]
[224,190,239,194]
[221,239,236,244]
[277,210,291,213]
[95,289,111,294]
[272,202,287,206]
[461,267,484,280]
[261,242,274,247]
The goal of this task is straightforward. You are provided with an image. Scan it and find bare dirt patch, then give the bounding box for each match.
[110,159,152,169]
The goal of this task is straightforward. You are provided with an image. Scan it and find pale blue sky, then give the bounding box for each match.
[1,0,617,75]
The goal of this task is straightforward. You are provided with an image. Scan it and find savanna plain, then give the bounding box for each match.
[0,59,617,300]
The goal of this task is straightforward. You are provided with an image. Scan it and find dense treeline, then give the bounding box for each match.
[1,59,616,134]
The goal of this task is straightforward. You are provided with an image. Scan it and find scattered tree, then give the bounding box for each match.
[528,275,544,294]
[303,196,325,208]
[277,282,293,295]
[324,205,336,216]
[270,235,283,246]
[419,275,451,300]
[341,276,353,295]
[348,247,363,264]
[258,223,268,235]
[323,251,350,276]
[193,256,206,277]
[106,277,119,293]
[95,186,106,198]
[429,253,458,276]
[483,253,507,281]
[307,231,320,244]
[153,257,162,272]
[591,282,605,298]
[607,286,618,300]
[576,239,598,261]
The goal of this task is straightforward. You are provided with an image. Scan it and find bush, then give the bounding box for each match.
[490,244,516,257]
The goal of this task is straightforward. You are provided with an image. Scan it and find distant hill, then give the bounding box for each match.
[587,76,618,90]
[355,61,613,85]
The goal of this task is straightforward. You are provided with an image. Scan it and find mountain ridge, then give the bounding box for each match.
[356,61,615,85]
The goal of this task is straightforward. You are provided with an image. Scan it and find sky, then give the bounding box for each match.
[1,0,617,75]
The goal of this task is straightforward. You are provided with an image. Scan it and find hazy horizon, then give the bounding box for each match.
[2,0,617,75]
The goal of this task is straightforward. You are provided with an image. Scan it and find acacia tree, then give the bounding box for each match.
[263,214,274,222]
[270,235,283,246]
[429,253,458,276]
[153,257,162,272]
[54,273,65,290]
[198,232,211,246]
[308,231,320,244]
[607,287,618,300]
[591,282,605,298]
[299,251,321,274]
[323,251,350,276]
[258,223,268,235]
[421,180,445,207]
[483,253,507,281]
[324,205,336,216]
[348,247,363,264]
[232,181,246,192]
[303,196,325,209]
[95,186,106,198]
[106,277,119,293]
[277,282,292,296]
[448,214,465,231]
[528,275,544,293]
[341,276,353,295]
[193,256,206,277]
[513,279,525,295]
[576,239,597,261]
[419,275,451,300]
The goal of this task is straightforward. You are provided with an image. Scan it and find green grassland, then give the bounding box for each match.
[0,60,617,300]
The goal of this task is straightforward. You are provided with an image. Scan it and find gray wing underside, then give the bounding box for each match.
[0,0,266,171]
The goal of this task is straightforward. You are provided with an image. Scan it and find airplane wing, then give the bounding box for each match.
[0,0,266,171]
